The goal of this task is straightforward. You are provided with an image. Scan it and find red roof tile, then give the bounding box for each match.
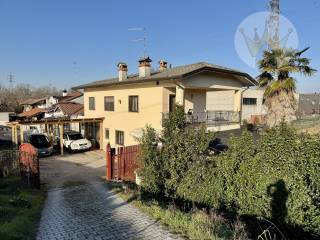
[57,102,84,116]
[18,108,47,118]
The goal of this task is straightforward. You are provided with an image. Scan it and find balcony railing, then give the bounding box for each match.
[162,111,240,127]
[186,111,240,126]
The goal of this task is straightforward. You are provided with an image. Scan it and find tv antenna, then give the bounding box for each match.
[128,27,148,57]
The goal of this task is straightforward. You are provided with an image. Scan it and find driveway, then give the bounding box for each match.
[37,151,182,240]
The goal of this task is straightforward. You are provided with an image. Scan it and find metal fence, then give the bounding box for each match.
[0,150,20,178]
[186,111,241,126]
[106,144,140,182]
[0,144,40,188]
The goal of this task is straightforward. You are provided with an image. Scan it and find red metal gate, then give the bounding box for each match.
[106,144,140,182]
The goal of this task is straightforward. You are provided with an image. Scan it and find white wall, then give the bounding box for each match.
[0,112,10,122]
[206,90,235,111]
[183,72,243,90]
[184,90,206,114]
[241,88,267,122]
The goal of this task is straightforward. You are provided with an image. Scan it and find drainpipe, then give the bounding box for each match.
[239,87,250,124]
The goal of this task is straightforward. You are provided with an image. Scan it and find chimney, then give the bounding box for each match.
[117,62,128,81]
[159,59,168,71]
[62,89,67,97]
[138,56,152,78]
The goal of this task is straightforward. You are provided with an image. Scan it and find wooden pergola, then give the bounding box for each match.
[9,117,104,155]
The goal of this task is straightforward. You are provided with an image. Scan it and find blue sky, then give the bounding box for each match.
[0,0,319,92]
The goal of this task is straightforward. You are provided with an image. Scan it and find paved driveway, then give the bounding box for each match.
[37,151,181,240]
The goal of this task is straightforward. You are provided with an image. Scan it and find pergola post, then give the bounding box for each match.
[20,125,24,144]
[59,124,64,155]
[14,125,18,145]
[11,125,15,145]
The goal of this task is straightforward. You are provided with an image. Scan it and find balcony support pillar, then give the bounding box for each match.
[175,84,185,106]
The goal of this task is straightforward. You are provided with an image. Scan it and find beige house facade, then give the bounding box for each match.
[74,59,256,148]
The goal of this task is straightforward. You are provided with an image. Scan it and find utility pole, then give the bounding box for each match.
[8,72,14,88]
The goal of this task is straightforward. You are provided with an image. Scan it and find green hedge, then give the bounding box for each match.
[138,106,320,237]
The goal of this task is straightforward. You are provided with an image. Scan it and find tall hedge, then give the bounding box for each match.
[138,107,320,237]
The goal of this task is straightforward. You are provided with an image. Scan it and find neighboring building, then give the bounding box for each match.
[20,96,59,112]
[297,93,320,116]
[241,88,267,123]
[45,102,84,132]
[17,108,48,121]
[0,104,15,126]
[74,58,256,148]
[45,102,84,119]
[58,91,83,104]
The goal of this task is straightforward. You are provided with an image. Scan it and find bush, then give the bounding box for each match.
[138,126,164,194]
[139,106,320,238]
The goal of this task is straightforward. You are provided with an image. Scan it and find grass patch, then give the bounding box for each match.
[292,116,320,133]
[0,176,46,240]
[105,182,247,240]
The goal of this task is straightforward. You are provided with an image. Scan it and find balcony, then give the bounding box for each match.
[185,110,240,126]
[162,110,241,131]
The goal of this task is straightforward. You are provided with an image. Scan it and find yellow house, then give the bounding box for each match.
[73,58,256,148]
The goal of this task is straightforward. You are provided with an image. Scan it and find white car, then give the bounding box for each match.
[63,131,92,151]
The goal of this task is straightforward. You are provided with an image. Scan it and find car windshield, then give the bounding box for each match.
[30,135,50,148]
[68,133,83,140]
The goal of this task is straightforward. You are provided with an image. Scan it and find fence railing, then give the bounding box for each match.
[162,110,241,127]
[0,144,40,188]
[0,150,20,178]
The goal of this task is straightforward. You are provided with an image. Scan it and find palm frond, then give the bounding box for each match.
[295,47,310,57]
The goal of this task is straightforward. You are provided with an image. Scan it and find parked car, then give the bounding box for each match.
[63,131,92,152]
[29,134,54,157]
[208,138,228,155]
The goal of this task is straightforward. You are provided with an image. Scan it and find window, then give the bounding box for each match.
[105,128,110,139]
[89,97,95,110]
[243,98,257,105]
[115,130,124,145]
[104,96,114,111]
[129,96,139,112]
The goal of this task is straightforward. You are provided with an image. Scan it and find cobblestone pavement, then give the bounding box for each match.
[37,152,182,240]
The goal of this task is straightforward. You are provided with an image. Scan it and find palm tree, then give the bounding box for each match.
[257,47,316,127]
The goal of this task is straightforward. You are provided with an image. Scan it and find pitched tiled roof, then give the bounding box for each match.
[54,102,84,116]
[20,97,47,105]
[18,108,47,118]
[73,62,257,89]
[58,91,83,102]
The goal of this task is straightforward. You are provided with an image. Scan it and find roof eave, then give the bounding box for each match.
[182,67,257,86]
[72,76,183,90]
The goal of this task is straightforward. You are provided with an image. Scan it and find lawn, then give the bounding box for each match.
[105,182,248,240]
[0,176,46,240]
[292,115,320,134]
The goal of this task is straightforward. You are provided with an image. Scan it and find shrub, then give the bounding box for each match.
[139,106,320,237]
[138,125,164,194]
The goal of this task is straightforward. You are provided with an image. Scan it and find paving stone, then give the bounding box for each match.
[37,182,183,240]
